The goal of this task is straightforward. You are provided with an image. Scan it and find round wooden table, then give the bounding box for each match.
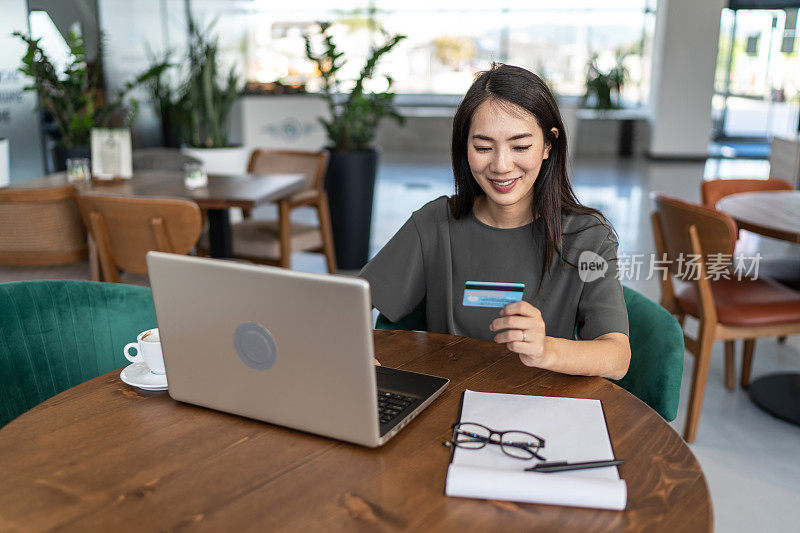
[0,331,712,532]
[717,190,800,426]
[716,190,800,244]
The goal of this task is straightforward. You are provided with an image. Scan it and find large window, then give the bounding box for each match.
[713,7,800,140]
[188,0,655,104]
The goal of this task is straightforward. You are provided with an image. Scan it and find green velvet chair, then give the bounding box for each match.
[376,286,684,422]
[0,280,157,428]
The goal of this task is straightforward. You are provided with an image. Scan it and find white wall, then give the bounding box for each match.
[649,0,726,158]
[230,96,329,153]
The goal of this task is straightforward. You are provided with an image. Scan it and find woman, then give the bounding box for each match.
[360,64,630,380]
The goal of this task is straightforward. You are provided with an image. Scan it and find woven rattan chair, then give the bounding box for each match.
[651,193,800,442]
[76,194,202,283]
[200,149,336,273]
[0,184,87,266]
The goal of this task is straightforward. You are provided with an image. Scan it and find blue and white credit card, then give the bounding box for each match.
[462,281,525,308]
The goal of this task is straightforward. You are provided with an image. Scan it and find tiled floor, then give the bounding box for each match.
[2,153,798,531]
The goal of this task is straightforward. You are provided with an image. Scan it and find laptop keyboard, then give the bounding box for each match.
[377,390,415,425]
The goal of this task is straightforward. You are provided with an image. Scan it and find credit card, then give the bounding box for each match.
[462,281,525,308]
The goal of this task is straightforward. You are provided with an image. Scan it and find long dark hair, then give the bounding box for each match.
[450,63,606,292]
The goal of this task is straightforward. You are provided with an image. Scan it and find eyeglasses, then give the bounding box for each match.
[445,422,546,461]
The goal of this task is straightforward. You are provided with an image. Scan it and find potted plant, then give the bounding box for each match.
[582,53,628,110]
[150,18,245,173]
[304,22,406,269]
[14,30,167,171]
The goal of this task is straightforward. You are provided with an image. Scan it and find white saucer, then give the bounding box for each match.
[120,363,168,391]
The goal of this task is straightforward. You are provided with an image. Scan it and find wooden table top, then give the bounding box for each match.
[0,331,712,532]
[717,190,800,244]
[3,171,307,210]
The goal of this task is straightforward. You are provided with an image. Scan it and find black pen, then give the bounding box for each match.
[525,459,625,473]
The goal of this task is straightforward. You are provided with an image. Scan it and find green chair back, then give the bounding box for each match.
[375,286,684,421]
[0,280,157,427]
[614,285,683,421]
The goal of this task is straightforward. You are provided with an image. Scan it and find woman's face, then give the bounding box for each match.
[467,99,554,214]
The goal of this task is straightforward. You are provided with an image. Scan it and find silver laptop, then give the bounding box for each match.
[146,252,448,447]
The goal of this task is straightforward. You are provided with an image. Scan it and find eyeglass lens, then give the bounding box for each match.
[453,423,491,449]
[501,431,542,459]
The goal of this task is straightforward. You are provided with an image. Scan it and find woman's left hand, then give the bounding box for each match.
[489,301,548,367]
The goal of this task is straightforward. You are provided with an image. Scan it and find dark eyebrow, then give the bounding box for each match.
[471,133,533,141]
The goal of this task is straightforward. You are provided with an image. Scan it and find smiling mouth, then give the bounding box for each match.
[488,177,520,192]
[490,178,518,186]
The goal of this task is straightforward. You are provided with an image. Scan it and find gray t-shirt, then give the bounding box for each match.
[359,196,628,341]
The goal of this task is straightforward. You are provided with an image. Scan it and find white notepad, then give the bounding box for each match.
[445,390,627,510]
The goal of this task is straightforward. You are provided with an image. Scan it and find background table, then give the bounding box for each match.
[717,190,800,426]
[716,190,800,244]
[4,172,307,258]
[0,331,712,532]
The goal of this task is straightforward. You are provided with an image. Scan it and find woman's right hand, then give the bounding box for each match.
[374,358,381,366]
[490,301,548,367]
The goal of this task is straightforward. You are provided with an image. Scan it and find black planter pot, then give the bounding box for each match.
[52,145,91,172]
[324,149,379,270]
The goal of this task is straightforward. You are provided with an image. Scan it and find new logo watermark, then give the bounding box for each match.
[578,251,608,282]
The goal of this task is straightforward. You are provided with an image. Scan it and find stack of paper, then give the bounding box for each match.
[445,390,627,510]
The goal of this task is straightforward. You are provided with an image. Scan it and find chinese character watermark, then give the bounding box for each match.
[580,252,762,283]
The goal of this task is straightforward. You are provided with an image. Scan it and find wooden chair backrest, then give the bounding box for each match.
[247,149,329,191]
[0,184,87,265]
[650,193,737,275]
[701,178,793,208]
[76,194,202,279]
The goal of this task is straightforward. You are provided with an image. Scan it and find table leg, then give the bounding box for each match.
[88,234,101,281]
[749,373,800,425]
[206,208,233,258]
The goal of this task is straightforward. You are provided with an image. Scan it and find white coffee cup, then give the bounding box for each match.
[124,329,165,374]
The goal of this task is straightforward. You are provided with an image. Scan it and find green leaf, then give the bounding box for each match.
[306,23,406,151]
[13,28,176,147]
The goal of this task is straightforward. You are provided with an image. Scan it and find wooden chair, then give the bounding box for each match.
[651,193,800,442]
[701,177,793,207]
[76,194,202,283]
[0,184,87,266]
[201,149,336,273]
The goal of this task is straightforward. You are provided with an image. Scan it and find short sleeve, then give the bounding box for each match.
[576,231,629,340]
[358,217,426,322]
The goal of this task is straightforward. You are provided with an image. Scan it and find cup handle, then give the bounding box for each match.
[124,342,143,364]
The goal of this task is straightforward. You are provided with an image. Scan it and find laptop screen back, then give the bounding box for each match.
[146,252,381,446]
